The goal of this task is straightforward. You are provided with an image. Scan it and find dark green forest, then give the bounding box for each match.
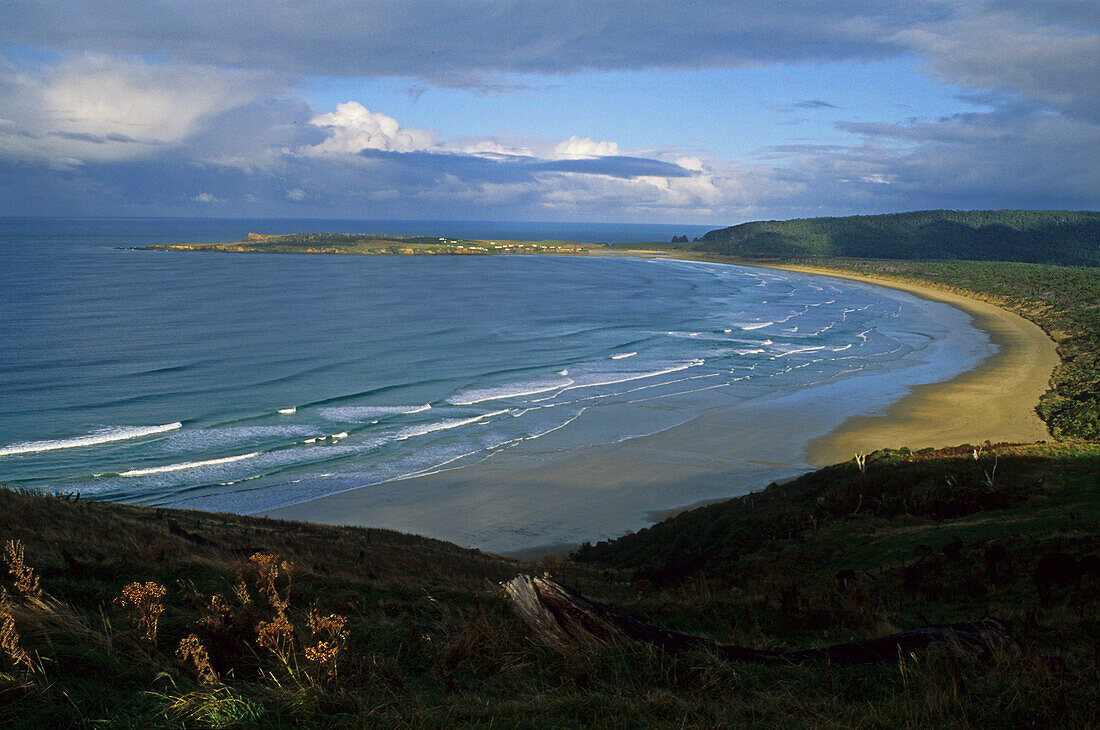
[697,210,1100,266]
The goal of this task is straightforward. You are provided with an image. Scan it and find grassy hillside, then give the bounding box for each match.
[575,442,1099,572]
[696,210,1100,266]
[3,441,1099,727]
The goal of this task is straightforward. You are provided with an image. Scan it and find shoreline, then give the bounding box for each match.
[755,264,1059,466]
[263,257,1060,557]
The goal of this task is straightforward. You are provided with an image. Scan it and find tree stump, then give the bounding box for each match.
[502,574,1024,665]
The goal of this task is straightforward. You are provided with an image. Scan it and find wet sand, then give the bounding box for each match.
[263,262,1059,555]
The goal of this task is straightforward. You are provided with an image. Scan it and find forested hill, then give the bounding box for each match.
[696,210,1100,265]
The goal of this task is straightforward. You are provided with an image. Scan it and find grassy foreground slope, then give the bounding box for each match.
[696,210,1100,266]
[2,441,1099,728]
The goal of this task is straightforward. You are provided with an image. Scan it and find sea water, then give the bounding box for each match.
[0,218,994,546]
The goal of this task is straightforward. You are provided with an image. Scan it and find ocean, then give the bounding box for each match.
[0,218,994,549]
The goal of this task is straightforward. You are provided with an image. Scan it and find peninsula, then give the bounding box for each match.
[143,231,600,255]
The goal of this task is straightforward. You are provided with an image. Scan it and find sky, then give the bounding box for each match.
[0,1,1097,225]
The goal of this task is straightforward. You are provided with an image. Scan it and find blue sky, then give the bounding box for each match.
[0,1,1097,224]
[303,61,984,159]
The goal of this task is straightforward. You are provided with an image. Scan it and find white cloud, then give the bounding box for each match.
[306,101,436,155]
[0,55,274,165]
[285,187,306,201]
[553,135,620,159]
[191,192,222,203]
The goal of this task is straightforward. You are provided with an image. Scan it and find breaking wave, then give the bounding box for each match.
[0,422,182,457]
[117,451,261,477]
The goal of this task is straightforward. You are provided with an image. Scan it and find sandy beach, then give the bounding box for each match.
[765,265,1060,466]
[264,261,1060,554]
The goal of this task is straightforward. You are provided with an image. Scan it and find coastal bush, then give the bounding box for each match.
[697,209,1100,266]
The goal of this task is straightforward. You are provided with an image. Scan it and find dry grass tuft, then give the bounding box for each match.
[115,581,166,644]
[164,685,264,726]
[0,589,33,671]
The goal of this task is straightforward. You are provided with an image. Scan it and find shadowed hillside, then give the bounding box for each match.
[2,441,1098,727]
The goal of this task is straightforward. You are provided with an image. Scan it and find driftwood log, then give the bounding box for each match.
[502,574,1024,665]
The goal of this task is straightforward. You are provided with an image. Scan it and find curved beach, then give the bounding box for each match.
[766,265,1059,466]
[264,261,1060,553]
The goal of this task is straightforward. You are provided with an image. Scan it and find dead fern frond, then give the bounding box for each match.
[115,581,166,643]
[248,553,294,614]
[198,594,232,633]
[177,633,219,685]
[4,540,42,599]
[304,610,349,681]
[233,572,251,606]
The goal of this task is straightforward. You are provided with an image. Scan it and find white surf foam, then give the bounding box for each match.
[739,322,772,331]
[395,409,511,441]
[317,404,431,421]
[0,422,182,457]
[449,381,572,406]
[118,451,260,477]
[551,359,706,396]
[773,345,828,358]
[278,407,297,415]
[610,352,637,360]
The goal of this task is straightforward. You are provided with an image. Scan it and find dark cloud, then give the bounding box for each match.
[4,2,1093,121]
[793,100,840,110]
[0,2,915,79]
[48,131,144,145]
[356,148,692,182]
